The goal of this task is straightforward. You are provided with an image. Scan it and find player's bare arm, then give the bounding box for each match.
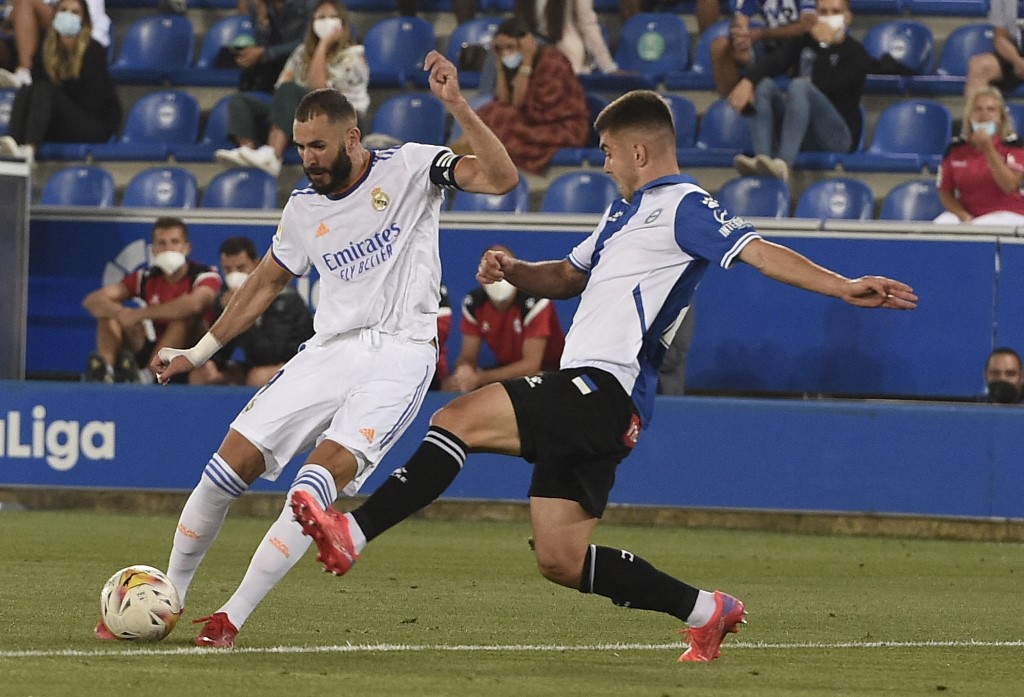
[422,50,518,195]
[151,252,293,383]
[479,250,588,300]
[738,238,918,309]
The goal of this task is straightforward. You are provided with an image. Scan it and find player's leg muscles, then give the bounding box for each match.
[529,496,598,587]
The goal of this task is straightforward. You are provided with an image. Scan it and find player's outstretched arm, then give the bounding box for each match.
[422,50,518,195]
[151,252,294,384]
[738,238,918,310]
[479,250,587,300]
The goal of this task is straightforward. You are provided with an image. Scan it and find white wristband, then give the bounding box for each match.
[157,332,223,368]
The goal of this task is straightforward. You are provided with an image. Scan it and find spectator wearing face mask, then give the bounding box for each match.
[214,0,368,177]
[190,237,314,387]
[934,86,1024,226]
[443,245,565,393]
[727,0,871,182]
[82,218,221,384]
[450,16,588,174]
[0,0,119,162]
[981,347,1024,404]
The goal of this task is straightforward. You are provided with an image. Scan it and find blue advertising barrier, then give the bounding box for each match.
[23,213,1020,398]
[1,381,1021,519]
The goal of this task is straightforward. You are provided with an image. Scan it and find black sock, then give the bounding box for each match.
[578,544,700,622]
[352,426,467,542]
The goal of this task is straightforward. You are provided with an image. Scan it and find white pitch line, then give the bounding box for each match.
[1,639,1022,659]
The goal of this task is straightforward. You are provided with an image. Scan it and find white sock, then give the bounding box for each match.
[218,464,337,629]
[166,454,247,607]
[344,513,368,554]
[686,589,717,627]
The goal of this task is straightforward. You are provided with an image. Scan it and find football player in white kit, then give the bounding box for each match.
[291,90,920,662]
[92,51,520,647]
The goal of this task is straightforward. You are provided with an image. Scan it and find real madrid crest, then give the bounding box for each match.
[371,187,390,212]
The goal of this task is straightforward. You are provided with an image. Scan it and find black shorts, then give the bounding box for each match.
[995,54,1024,94]
[502,367,641,518]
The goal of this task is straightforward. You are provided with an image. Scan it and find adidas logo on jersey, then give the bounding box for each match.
[359,428,376,443]
[316,222,330,238]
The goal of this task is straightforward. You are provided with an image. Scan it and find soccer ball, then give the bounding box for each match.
[99,565,181,641]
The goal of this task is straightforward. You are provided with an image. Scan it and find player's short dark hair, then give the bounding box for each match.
[152,216,188,241]
[295,88,356,126]
[219,236,258,261]
[988,347,1022,370]
[593,90,675,140]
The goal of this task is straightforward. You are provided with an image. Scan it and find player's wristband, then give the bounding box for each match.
[158,332,223,368]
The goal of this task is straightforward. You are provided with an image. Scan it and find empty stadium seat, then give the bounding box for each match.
[879,179,944,220]
[581,13,689,90]
[540,170,620,213]
[363,16,436,87]
[449,175,529,212]
[443,16,501,89]
[109,15,195,84]
[171,93,268,162]
[370,93,446,145]
[794,177,875,220]
[202,168,279,209]
[841,99,952,172]
[1006,102,1024,133]
[861,20,935,93]
[715,176,790,218]
[850,0,905,13]
[39,166,115,206]
[678,98,753,167]
[905,0,989,15]
[173,15,253,87]
[91,90,200,161]
[908,23,993,95]
[122,167,199,208]
[664,93,698,148]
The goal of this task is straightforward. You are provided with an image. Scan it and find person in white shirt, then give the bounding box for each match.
[291,89,919,663]
[92,52,518,649]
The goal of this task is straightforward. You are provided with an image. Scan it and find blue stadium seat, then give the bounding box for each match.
[550,92,609,166]
[109,15,195,84]
[1008,101,1024,133]
[173,15,252,87]
[664,19,730,90]
[908,24,993,95]
[794,105,867,170]
[370,93,446,145]
[39,166,115,206]
[202,168,279,209]
[905,0,989,15]
[0,89,14,135]
[841,99,952,172]
[850,0,905,13]
[664,93,698,148]
[794,177,875,220]
[91,90,200,161]
[363,16,436,87]
[861,20,934,93]
[678,98,753,167]
[540,170,620,213]
[122,166,199,208]
[581,13,689,90]
[450,174,529,212]
[715,176,790,218]
[443,16,501,89]
[879,179,944,220]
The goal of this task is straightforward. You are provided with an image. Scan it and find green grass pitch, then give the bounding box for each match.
[0,510,1021,696]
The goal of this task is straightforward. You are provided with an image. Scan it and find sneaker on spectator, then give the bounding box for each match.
[0,67,31,88]
[0,135,34,164]
[85,352,113,383]
[239,144,282,177]
[754,154,788,182]
[114,350,142,383]
[733,154,758,177]
[214,146,252,168]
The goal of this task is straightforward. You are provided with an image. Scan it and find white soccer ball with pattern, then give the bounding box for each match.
[99,565,181,641]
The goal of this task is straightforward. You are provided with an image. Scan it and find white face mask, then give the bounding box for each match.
[224,271,249,290]
[971,120,998,137]
[152,250,186,276]
[313,17,343,40]
[819,14,845,33]
[483,279,516,304]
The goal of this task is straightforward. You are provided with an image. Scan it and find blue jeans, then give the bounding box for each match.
[750,77,852,166]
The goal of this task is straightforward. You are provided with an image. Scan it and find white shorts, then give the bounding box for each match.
[229,328,436,497]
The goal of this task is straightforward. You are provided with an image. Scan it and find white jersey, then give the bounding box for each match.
[272,143,453,345]
[561,175,760,424]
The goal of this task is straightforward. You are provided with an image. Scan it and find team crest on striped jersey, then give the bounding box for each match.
[359,428,376,443]
[315,221,330,238]
[371,187,390,212]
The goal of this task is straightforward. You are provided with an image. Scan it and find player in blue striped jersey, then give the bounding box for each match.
[292,90,918,662]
